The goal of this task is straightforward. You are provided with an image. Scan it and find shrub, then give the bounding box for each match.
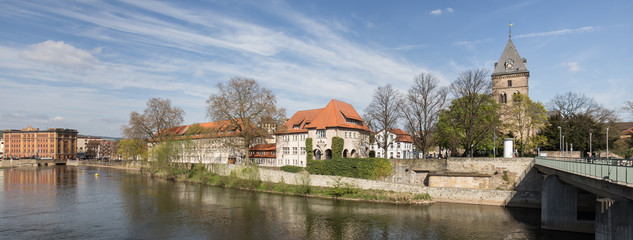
[280,165,303,173]
[306,138,313,161]
[502,170,509,182]
[295,172,311,195]
[306,157,393,180]
[331,137,344,159]
[329,177,358,198]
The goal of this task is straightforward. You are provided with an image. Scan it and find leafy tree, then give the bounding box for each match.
[436,94,501,157]
[435,69,501,157]
[122,98,185,142]
[401,73,448,159]
[364,84,404,156]
[118,139,147,160]
[501,93,547,155]
[206,77,286,165]
[539,113,618,157]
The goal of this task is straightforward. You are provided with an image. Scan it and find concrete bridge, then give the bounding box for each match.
[535,157,633,240]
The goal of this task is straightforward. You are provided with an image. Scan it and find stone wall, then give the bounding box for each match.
[205,164,540,207]
[428,175,492,189]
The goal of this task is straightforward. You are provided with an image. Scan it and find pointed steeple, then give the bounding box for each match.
[492,39,528,76]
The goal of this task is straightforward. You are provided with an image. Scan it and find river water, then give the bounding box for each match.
[0,165,593,240]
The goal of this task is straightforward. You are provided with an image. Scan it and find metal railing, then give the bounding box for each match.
[535,157,633,185]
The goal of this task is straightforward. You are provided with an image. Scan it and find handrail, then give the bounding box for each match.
[535,157,632,185]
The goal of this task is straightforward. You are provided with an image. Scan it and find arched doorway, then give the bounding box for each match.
[351,149,357,158]
[343,149,349,158]
[314,149,322,160]
[325,149,332,159]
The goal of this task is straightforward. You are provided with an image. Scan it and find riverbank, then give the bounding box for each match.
[81,161,433,205]
[79,161,540,207]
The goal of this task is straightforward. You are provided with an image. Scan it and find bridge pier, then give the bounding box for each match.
[596,197,633,240]
[541,175,594,233]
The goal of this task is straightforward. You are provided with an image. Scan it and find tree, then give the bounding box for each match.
[549,91,616,124]
[206,77,286,165]
[501,93,547,155]
[364,84,404,157]
[401,73,448,159]
[435,69,501,157]
[118,138,148,161]
[122,98,185,142]
[539,113,618,157]
[623,100,633,119]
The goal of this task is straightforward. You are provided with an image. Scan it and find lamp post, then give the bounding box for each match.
[494,127,497,158]
[589,132,592,157]
[558,126,562,157]
[570,143,573,158]
[606,127,609,160]
[562,135,565,158]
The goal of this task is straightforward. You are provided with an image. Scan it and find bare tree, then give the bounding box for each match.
[624,100,633,119]
[402,73,448,159]
[122,98,185,142]
[549,92,617,123]
[206,77,286,165]
[364,84,404,158]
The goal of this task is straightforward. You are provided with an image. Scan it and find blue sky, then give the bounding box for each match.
[1,0,632,137]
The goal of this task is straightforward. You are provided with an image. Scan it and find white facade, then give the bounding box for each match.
[276,128,370,167]
[369,129,414,159]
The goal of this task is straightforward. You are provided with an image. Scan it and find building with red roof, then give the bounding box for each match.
[369,129,414,159]
[276,99,371,167]
[157,120,272,164]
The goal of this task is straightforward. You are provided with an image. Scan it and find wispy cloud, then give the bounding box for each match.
[561,62,581,72]
[430,8,454,16]
[515,26,594,38]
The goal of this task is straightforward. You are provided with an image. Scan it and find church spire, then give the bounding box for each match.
[492,38,528,76]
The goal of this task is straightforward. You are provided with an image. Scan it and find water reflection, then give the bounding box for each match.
[1,166,593,240]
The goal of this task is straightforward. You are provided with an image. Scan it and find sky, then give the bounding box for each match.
[1,0,632,137]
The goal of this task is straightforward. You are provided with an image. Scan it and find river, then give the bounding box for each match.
[0,165,593,240]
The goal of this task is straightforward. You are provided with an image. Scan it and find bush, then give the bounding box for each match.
[369,151,376,158]
[329,177,358,198]
[332,137,344,159]
[280,165,303,173]
[306,138,313,161]
[306,157,393,180]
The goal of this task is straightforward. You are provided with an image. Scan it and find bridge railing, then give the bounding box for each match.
[535,157,633,185]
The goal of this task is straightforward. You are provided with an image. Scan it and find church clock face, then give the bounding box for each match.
[504,59,514,70]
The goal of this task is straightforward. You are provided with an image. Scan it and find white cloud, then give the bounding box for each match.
[515,26,594,38]
[562,62,581,72]
[446,8,454,13]
[20,40,98,68]
[430,9,443,15]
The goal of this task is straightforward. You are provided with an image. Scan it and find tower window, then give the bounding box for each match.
[507,80,512,87]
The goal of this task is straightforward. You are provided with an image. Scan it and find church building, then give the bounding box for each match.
[492,37,529,105]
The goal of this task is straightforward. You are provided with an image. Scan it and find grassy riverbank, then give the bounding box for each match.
[143,163,432,205]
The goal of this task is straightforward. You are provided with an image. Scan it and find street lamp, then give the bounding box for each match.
[558,126,562,157]
[494,127,497,158]
[589,132,592,157]
[562,135,565,158]
[606,127,609,160]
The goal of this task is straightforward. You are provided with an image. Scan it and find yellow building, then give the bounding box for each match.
[3,126,77,160]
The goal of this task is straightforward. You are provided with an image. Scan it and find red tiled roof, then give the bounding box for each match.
[250,144,276,151]
[156,120,253,141]
[278,99,370,134]
[389,129,413,143]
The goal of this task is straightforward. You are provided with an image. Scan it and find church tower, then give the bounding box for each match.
[492,38,529,105]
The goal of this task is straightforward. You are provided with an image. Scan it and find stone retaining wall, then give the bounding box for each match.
[205,164,540,207]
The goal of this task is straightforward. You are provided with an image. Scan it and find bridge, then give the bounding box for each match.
[535,157,633,240]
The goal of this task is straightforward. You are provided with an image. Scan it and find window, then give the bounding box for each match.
[317,130,326,139]
[300,147,306,154]
[283,147,289,154]
[507,80,512,87]
[292,147,298,155]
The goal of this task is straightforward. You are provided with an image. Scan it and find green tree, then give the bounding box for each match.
[501,93,547,155]
[435,69,501,157]
[332,137,344,159]
[305,138,313,161]
[539,113,618,157]
[117,139,148,160]
[436,94,501,157]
